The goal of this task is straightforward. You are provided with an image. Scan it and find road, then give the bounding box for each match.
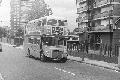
[0,44,120,80]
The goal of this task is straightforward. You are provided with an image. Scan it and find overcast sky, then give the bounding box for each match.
[0,0,10,26]
[0,0,77,31]
[45,0,77,31]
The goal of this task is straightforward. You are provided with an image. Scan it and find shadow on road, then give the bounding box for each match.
[25,55,67,63]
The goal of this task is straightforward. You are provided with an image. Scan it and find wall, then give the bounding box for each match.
[101,33,111,45]
[101,5,113,13]
[101,19,113,26]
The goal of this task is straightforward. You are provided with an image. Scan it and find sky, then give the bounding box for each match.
[0,0,10,26]
[0,0,77,31]
[44,0,78,31]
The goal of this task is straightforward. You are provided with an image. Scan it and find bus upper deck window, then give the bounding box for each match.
[42,19,46,26]
[37,21,42,26]
[47,19,57,26]
[58,20,65,26]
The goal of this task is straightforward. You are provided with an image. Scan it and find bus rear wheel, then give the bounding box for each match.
[40,51,46,62]
[60,57,67,63]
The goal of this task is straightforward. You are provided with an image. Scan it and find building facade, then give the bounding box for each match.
[10,0,21,30]
[10,0,33,31]
[76,0,120,64]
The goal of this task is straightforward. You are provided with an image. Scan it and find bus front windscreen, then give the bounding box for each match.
[47,19,57,26]
[47,19,67,26]
[42,37,64,46]
[58,20,67,26]
[42,37,56,46]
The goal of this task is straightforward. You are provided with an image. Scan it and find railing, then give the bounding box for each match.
[93,13,101,20]
[76,15,88,22]
[93,10,113,20]
[101,11,109,18]
[90,25,111,32]
[93,0,120,8]
[76,0,86,3]
[94,25,110,31]
[77,6,88,13]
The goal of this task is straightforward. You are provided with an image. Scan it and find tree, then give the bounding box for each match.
[15,28,24,38]
[26,0,52,21]
[0,27,7,38]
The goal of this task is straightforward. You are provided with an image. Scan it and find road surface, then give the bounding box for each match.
[0,44,120,80]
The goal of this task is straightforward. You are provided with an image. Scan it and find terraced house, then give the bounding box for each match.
[76,0,120,65]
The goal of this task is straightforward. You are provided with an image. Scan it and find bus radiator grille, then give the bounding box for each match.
[52,50,63,59]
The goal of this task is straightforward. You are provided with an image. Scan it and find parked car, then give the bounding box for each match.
[0,43,2,52]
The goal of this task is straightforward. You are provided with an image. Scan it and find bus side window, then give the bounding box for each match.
[34,38,37,44]
[28,38,33,44]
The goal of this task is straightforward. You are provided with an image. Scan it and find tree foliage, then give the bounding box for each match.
[0,27,7,38]
[15,28,24,37]
[26,0,52,21]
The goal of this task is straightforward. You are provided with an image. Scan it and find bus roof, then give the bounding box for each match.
[28,15,67,24]
[39,15,66,21]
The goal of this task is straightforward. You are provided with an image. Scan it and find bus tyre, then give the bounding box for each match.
[27,48,31,57]
[0,49,2,52]
[40,51,46,62]
[61,57,67,63]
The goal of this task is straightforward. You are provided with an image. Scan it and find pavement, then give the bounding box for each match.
[1,42,120,72]
[67,55,120,72]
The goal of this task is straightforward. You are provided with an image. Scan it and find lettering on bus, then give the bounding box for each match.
[52,27,64,35]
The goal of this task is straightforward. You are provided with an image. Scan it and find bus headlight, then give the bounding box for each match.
[46,51,49,53]
[45,51,50,55]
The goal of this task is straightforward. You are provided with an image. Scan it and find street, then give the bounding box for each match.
[0,44,120,80]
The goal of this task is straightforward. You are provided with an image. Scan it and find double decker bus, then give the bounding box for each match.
[23,16,69,62]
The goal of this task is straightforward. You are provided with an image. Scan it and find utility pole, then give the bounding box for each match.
[109,0,112,57]
[82,0,90,61]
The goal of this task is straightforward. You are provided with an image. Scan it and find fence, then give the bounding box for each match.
[67,41,118,64]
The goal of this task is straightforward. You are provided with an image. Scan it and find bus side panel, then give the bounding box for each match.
[34,44,41,58]
[23,36,29,56]
[23,36,33,56]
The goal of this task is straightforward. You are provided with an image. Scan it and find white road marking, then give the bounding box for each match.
[71,73,76,76]
[62,70,67,73]
[67,71,71,74]
[59,68,62,71]
[54,67,76,76]
[54,67,59,70]
[0,73,4,80]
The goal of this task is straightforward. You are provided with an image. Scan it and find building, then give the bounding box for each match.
[76,0,120,64]
[10,0,21,30]
[10,0,33,45]
[10,0,33,31]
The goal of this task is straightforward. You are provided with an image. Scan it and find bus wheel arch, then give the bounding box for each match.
[60,57,67,63]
